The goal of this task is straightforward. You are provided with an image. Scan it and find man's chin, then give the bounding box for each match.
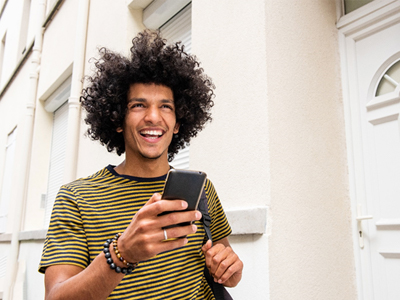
[140,152,164,161]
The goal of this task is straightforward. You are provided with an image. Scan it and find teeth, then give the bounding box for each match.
[141,130,162,136]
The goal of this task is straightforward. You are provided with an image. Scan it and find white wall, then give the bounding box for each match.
[265,1,356,299]
[190,0,270,298]
[0,54,31,233]
[189,0,357,299]
[37,0,78,100]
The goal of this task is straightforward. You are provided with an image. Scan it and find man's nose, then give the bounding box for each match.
[144,105,161,123]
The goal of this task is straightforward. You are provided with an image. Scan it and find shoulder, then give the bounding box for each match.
[204,178,219,199]
[53,166,115,202]
[62,166,115,189]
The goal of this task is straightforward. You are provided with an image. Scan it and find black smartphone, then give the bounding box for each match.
[161,169,207,227]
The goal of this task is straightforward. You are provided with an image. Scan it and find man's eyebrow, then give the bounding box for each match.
[127,98,174,104]
[127,98,146,103]
[160,99,175,104]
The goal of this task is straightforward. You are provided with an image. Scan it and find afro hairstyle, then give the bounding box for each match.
[80,30,215,161]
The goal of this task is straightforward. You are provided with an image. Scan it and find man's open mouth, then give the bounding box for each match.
[140,129,164,139]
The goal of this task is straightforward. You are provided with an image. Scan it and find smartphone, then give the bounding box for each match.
[161,169,207,227]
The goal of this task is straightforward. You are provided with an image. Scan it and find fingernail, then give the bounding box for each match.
[192,225,197,232]
[195,211,202,219]
[182,201,188,208]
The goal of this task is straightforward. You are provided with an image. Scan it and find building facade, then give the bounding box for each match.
[0,0,399,299]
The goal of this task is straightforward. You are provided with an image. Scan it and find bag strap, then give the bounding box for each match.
[198,189,233,300]
[198,189,212,244]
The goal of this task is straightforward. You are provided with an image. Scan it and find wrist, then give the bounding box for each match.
[113,233,138,267]
[109,243,126,269]
[103,235,137,275]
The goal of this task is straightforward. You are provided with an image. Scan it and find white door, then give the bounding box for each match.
[338,2,400,299]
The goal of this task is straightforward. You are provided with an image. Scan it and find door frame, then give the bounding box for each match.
[336,1,400,299]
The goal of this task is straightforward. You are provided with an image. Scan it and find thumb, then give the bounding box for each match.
[202,239,212,253]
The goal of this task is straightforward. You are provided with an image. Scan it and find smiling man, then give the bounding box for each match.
[39,30,243,300]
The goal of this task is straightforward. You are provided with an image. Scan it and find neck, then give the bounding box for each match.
[114,154,170,178]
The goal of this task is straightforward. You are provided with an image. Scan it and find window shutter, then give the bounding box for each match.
[0,255,7,279]
[0,127,17,233]
[160,4,191,169]
[44,102,68,228]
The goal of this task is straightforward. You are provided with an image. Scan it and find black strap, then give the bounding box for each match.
[198,189,212,244]
[198,189,233,300]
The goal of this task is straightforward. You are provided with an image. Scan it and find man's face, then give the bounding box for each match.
[118,83,179,162]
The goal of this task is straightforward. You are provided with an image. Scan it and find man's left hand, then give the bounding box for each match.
[201,238,243,287]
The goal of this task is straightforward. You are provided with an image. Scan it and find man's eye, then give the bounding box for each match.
[131,103,144,108]
[162,105,173,110]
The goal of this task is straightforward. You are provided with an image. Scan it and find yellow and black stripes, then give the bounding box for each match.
[39,165,231,300]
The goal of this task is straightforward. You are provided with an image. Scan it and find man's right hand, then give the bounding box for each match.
[117,193,202,264]
[44,193,202,300]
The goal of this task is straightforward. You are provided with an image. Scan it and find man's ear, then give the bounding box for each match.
[117,127,123,133]
[173,123,180,134]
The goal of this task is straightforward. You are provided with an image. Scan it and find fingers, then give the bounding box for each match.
[162,224,198,241]
[201,239,212,253]
[212,249,239,283]
[203,244,243,286]
[118,195,202,263]
[142,193,190,217]
[143,193,162,206]
[159,210,202,229]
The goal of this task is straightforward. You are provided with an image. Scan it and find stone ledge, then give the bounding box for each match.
[225,206,267,235]
[0,233,12,242]
[19,229,47,241]
[0,207,267,242]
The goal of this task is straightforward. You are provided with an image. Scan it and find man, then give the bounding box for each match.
[39,30,243,300]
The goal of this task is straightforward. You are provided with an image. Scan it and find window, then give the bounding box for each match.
[19,0,32,55]
[0,127,17,233]
[0,254,7,285]
[376,60,400,96]
[0,32,7,86]
[43,103,68,228]
[344,0,374,14]
[43,78,71,228]
[159,3,191,169]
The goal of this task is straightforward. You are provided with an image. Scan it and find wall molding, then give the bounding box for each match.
[0,207,267,242]
[226,206,267,235]
[0,229,47,242]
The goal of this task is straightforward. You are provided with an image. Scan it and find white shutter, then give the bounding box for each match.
[0,255,7,278]
[44,102,68,228]
[160,3,191,169]
[0,127,17,233]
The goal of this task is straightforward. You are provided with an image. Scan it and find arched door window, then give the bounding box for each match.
[375,60,400,96]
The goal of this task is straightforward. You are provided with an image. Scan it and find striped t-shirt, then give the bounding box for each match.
[39,165,232,299]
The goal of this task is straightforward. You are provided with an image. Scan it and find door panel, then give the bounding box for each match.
[338,2,400,299]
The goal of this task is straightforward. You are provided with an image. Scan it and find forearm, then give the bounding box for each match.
[45,248,125,300]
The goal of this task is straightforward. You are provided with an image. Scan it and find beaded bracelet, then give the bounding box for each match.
[103,234,137,275]
[113,233,136,268]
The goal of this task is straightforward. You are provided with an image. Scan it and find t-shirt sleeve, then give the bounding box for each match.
[204,179,232,242]
[38,185,89,273]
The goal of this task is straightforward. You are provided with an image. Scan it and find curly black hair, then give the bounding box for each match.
[80,30,215,161]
